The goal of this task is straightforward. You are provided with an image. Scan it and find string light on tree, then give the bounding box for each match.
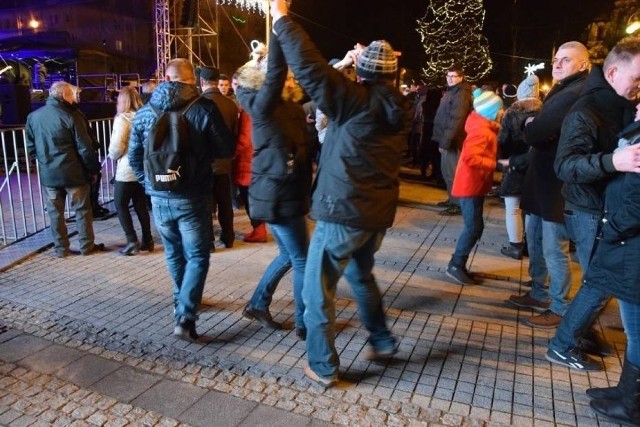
[416,0,492,83]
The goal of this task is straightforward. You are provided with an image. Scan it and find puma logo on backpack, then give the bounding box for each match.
[144,96,200,191]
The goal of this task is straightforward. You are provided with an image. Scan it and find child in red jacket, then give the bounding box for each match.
[446,91,503,285]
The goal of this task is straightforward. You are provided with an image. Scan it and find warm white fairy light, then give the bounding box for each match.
[217,0,267,14]
[416,0,492,83]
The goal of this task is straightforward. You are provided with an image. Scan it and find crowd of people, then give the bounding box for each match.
[23,0,640,423]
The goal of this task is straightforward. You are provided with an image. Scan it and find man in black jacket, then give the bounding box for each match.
[546,36,640,371]
[200,66,237,249]
[509,41,590,329]
[269,0,413,387]
[129,58,232,342]
[26,81,101,258]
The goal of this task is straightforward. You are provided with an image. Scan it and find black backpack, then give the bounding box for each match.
[144,96,200,191]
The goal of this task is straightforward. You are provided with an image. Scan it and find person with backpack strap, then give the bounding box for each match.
[128,58,233,342]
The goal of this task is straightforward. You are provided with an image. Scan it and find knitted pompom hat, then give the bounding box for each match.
[356,40,398,80]
[473,91,503,121]
[516,74,540,100]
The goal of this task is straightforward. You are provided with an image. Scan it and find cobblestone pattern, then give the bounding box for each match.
[0,359,185,427]
[0,301,492,427]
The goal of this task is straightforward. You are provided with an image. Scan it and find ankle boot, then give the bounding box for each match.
[587,354,634,400]
[243,223,267,243]
[140,238,154,252]
[501,242,524,260]
[590,357,640,425]
[119,241,139,256]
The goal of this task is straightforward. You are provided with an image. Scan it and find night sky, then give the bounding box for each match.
[288,0,614,84]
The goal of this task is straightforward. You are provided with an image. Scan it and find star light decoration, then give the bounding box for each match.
[524,62,545,76]
[217,0,267,14]
[416,0,493,83]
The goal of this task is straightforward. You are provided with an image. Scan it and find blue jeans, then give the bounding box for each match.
[619,300,640,366]
[151,196,212,321]
[549,283,611,352]
[564,209,599,272]
[248,216,308,329]
[44,184,94,254]
[526,214,572,316]
[451,197,484,268]
[303,221,396,379]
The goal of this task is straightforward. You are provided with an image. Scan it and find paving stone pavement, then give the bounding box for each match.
[0,169,627,426]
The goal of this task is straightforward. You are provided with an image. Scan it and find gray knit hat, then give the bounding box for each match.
[516,74,540,100]
[356,40,398,80]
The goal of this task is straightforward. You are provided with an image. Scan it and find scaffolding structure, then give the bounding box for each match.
[154,0,220,79]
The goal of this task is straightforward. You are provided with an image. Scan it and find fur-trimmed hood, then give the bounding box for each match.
[508,97,542,115]
[236,63,303,103]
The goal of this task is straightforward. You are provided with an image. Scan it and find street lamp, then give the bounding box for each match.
[28,18,40,29]
[626,12,640,34]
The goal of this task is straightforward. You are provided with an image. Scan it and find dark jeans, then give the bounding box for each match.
[238,186,263,229]
[450,197,484,268]
[90,171,102,212]
[114,180,152,244]
[441,149,460,205]
[211,174,234,244]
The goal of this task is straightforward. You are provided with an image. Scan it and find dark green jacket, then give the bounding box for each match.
[26,97,99,188]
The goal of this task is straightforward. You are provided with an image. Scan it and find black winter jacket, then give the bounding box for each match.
[236,35,311,223]
[273,17,413,230]
[128,81,233,199]
[554,67,636,215]
[498,98,542,197]
[521,70,588,222]
[586,121,640,304]
[26,97,100,188]
[432,82,473,151]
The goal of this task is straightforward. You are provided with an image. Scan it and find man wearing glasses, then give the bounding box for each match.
[432,67,473,216]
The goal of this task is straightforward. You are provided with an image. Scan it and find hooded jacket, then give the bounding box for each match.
[272,16,413,230]
[128,81,233,199]
[108,111,138,182]
[520,70,588,222]
[452,111,500,198]
[432,81,473,151]
[554,66,636,215]
[25,97,100,188]
[236,35,311,223]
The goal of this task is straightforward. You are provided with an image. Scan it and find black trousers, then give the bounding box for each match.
[211,173,235,244]
[114,180,152,244]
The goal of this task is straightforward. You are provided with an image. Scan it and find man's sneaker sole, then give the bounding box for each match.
[304,366,337,388]
[363,346,398,362]
[545,349,603,372]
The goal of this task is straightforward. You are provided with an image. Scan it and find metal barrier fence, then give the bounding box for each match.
[0,118,115,248]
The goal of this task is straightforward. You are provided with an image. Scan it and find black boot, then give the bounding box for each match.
[119,241,139,256]
[587,354,634,400]
[501,242,523,260]
[590,357,640,426]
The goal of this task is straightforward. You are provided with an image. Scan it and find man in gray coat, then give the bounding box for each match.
[26,81,102,257]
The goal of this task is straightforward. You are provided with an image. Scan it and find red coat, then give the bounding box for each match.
[232,109,253,187]
[452,111,500,198]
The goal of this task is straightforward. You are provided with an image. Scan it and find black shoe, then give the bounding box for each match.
[446,264,477,285]
[81,243,106,255]
[296,328,307,341]
[119,241,139,256]
[221,239,234,249]
[501,243,524,260]
[174,317,199,342]
[140,238,154,252]
[242,306,283,330]
[436,199,451,208]
[439,205,462,216]
[545,347,602,372]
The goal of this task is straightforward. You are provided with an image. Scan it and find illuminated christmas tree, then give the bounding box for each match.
[416,0,493,83]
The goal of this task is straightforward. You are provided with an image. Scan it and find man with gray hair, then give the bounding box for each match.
[25,81,102,257]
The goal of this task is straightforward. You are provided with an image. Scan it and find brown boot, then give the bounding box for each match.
[243,223,267,243]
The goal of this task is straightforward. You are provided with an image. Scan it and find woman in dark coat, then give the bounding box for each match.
[585,111,640,426]
[236,36,312,340]
[496,75,542,260]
